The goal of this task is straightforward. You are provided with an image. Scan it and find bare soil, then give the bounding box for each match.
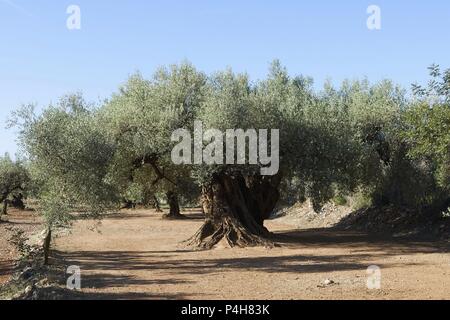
[51,209,450,300]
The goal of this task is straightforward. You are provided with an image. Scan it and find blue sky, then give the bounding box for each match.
[1,0,449,157]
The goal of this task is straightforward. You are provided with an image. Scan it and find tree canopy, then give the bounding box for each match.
[11,61,450,248]
[0,154,29,216]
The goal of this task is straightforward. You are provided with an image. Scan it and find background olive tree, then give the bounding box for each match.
[0,154,29,219]
[404,65,450,212]
[99,65,205,219]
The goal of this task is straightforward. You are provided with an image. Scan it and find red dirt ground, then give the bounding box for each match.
[50,209,450,300]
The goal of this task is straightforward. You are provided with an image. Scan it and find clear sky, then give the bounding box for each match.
[1,0,449,157]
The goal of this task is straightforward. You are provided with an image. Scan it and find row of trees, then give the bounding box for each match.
[7,61,450,252]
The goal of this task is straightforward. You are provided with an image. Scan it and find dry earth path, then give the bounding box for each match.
[51,209,450,300]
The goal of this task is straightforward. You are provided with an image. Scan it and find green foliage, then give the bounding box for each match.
[101,64,205,204]
[412,64,450,104]
[404,103,450,189]
[442,207,450,218]
[6,227,32,257]
[333,194,348,206]
[351,191,373,211]
[401,65,450,208]
[0,154,30,204]
[316,78,405,209]
[11,94,119,227]
[11,62,450,225]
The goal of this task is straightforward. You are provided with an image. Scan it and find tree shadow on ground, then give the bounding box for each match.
[36,286,186,300]
[0,259,15,277]
[54,228,449,278]
[49,252,194,300]
[83,210,205,222]
[272,228,450,256]
[53,249,376,299]
[78,273,193,289]
[53,247,418,280]
[1,220,41,226]
[50,225,449,299]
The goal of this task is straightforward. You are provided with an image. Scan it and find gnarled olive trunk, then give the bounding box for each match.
[122,200,136,209]
[163,191,185,219]
[187,173,281,249]
[153,195,163,212]
[2,200,7,216]
[43,228,52,265]
[11,194,25,210]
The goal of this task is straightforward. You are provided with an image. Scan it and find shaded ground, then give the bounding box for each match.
[0,209,43,286]
[53,209,450,300]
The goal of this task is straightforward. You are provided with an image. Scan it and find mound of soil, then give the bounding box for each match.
[277,201,450,240]
[335,206,450,239]
[274,201,353,230]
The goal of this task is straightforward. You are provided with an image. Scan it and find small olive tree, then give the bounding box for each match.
[0,154,29,218]
[11,94,118,264]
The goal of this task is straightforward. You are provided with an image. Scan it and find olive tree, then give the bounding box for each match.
[11,94,118,263]
[99,65,206,219]
[319,78,412,207]
[408,65,450,190]
[185,61,358,248]
[0,154,29,218]
[16,61,440,251]
[403,65,450,210]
